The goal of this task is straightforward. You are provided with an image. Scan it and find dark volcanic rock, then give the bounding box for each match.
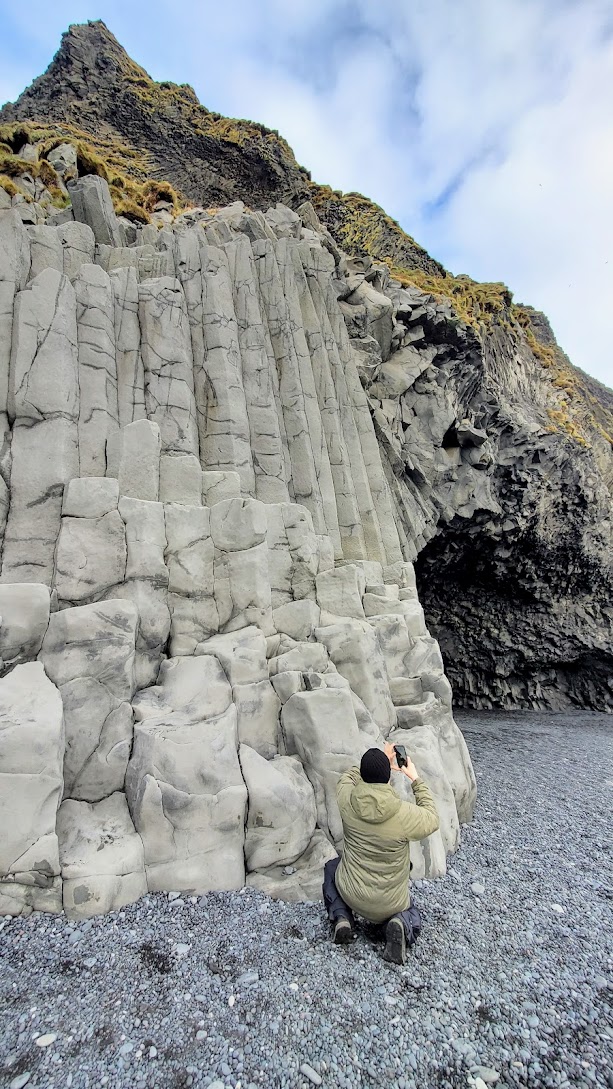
[0,20,312,212]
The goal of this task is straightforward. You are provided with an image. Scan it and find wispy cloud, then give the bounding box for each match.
[0,0,611,385]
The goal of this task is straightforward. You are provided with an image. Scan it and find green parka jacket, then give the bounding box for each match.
[335,767,440,922]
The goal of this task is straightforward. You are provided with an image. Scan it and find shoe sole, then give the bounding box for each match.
[383,918,406,964]
[334,924,355,945]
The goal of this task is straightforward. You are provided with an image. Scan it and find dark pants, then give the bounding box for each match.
[323,856,422,945]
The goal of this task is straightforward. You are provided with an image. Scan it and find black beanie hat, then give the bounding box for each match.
[360,748,391,784]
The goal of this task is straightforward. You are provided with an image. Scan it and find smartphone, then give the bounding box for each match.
[393,744,408,769]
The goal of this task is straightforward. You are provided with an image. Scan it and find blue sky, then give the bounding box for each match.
[1,0,612,387]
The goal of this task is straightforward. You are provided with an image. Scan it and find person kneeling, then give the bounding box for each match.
[322,744,440,965]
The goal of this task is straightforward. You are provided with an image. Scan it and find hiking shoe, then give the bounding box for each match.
[333,918,355,944]
[383,916,406,965]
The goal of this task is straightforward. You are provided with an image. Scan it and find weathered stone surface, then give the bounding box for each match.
[273,599,321,642]
[225,236,288,503]
[126,658,246,893]
[9,267,78,422]
[110,266,146,428]
[0,209,30,414]
[210,497,267,552]
[316,619,395,734]
[316,565,365,620]
[198,245,255,493]
[62,476,119,519]
[58,792,147,917]
[74,263,118,475]
[55,510,126,604]
[107,419,161,502]
[281,687,375,845]
[27,224,63,279]
[57,221,96,281]
[202,470,241,506]
[39,600,137,802]
[240,745,316,870]
[233,680,280,759]
[196,626,268,686]
[159,454,202,505]
[0,583,50,669]
[246,829,337,901]
[138,277,199,456]
[69,175,123,246]
[165,503,216,655]
[0,663,64,915]
[40,599,138,699]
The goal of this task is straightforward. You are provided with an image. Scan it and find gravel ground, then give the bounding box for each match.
[1,711,612,1089]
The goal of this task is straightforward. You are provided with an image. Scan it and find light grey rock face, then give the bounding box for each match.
[69,175,123,247]
[198,245,255,493]
[246,828,337,901]
[240,745,317,871]
[280,687,376,846]
[39,600,138,803]
[138,277,199,457]
[0,198,481,915]
[9,267,79,423]
[110,266,146,428]
[165,502,216,655]
[3,267,79,585]
[315,619,395,734]
[57,221,96,281]
[74,263,118,475]
[126,656,247,893]
[107,419,161,502]
[55,510,126,605]
[0,210,30,415]
[58,792,147,917]
[0,662,64,915]
[225,236,288,503]
[27,224,63,279]
[159,454,202,505]
[0,583,50,670]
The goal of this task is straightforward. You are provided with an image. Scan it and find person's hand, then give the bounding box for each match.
[383,741,398,769]
[403,756,419,783]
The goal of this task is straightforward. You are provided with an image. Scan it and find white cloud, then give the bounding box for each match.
[1,0,611,384]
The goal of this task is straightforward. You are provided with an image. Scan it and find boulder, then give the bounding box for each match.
[62,477,119,519]
[54,510,127,604]
[195,626,268,686]
[315,619,395,734]
[126,659,246,893]
[69,175,123,247]
[247,830,337,901]
[0,663,64,915]
[240,745,317,870]
[281,687,375,845]
[58,792,147,917]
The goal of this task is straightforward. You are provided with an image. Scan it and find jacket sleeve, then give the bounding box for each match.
[336,766,361,819]
[400,777,440,841]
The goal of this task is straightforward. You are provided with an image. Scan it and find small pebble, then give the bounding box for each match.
[300,1062,322,1086]
[10,1076,31,1089]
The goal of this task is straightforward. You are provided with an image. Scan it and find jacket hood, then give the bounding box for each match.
[350,781,402,824]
